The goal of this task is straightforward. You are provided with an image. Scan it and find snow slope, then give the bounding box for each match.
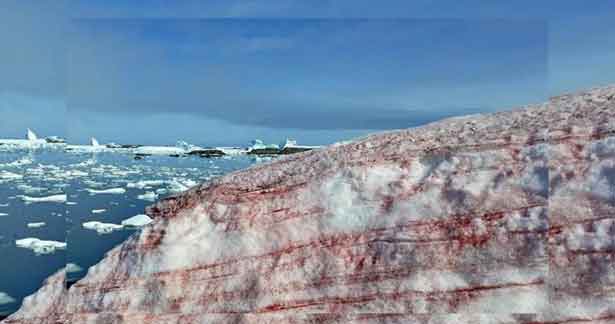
[4,85,615,324]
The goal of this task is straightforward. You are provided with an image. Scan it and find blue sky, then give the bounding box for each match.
[1,1,614,146]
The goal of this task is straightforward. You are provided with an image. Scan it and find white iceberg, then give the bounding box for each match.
[280,138,321,150]
[121,214,153,227]
[0,292,16,305]
[26,128,38,141]
[92,209,106,214]
[249,139,279,151]
[0,212,8,217]
[82,221,124,234]
[27,222,46,228]
[86,188,126,195]
[20,194,67,204]
[137,191,158,201]
[15,237,67,255]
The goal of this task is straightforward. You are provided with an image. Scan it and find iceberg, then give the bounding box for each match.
[26,222,46,228]
[90,137,101,147]
[249,139,279,151]
[15,237,67,255]
[86,188,126,195]
[20,194,67,204]
[120,214,153,227]
[26,128,38,141]
[91,209,106,214]
[0,213,8,217]
[82,221,124,234]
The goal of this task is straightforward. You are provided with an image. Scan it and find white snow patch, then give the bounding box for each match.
[121,214,153,227]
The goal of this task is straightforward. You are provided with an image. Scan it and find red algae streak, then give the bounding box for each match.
[4,85,615,324]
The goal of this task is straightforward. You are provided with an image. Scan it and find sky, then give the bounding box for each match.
[1,1,614,146]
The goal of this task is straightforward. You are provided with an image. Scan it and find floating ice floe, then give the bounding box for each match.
[137,191,158,201]
[15,237,67,255]
[0,213,8,217]
[82,221,124,234]
[92,209,106,214]
[17,184,47,194]
[27,222,46,228]
[86,188,126,195]
[0,292,16,305]
[65,263,83,273]
[126,180,165,189]
[20,194,67,204]
[0,171,23,181]
[0,203,8,207]
[66,201,77,205]
[121,214,153,227]
[132,146,187,156]
[0,157,33,168]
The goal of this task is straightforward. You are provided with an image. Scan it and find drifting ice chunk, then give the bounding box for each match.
[133,146,187,155]
[0,171,23,181]
[0,213,8,217]
[126,180,165,189]
[27,222,46,228]
[20,194,67,203]
[121,214,153,227]
[65,263,83,273]
[0,292,16,305]
[0,157,33,168]
[26,128,38,141]
[92,209,106,214]
[137,191,158,201]
[82,221,123,234]
[15,237,67,255]
[86,188,126,195]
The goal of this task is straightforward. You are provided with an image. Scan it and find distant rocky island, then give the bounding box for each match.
[4,85,615,323]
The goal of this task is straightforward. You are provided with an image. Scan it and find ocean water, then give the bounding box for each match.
[0,148,256,317]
